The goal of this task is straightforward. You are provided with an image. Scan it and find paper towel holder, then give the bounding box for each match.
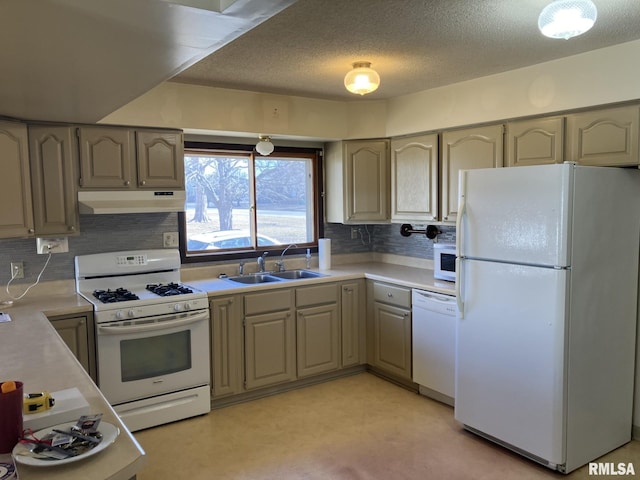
[400,223,442,240]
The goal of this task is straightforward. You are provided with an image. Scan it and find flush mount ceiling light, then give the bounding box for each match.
[538,0,597,40]
[255,135,274,156]
[344,61,380,96]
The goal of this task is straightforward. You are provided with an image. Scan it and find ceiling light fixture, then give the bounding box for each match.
[538,0,597,40]
[255,135,274,156]
[344,61,380,96]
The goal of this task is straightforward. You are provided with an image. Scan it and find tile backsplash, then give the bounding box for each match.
[0,215,455,286]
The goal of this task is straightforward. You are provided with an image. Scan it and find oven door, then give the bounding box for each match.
[96,309,210,406]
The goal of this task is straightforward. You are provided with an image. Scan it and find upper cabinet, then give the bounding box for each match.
[325,139,390,224]
[78,126,184,190]
[566,105,640,167]
[441,125,503,223]
[506,117,564,167]
[136,130,185,189]
[0,121,34,238]
[390,133,438,223]
[28,125,80,235]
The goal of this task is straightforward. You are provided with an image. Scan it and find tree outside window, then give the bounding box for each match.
[180,145,320,259]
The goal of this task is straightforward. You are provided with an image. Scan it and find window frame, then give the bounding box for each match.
[179,141,324,263]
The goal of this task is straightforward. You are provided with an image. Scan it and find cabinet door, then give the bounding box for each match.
[372,302,412,380]
[28,126,79,235]
[78,127,135,189]
[0,121,34,238]
[566,106,640,166]
[296,304,339,378]
[344,139,390,223]
[391,134,438,222]
[441,125,503,223]
[340,280,365,368]
[136,130,185,189]
[210,296,242,398]
[49,316,92,378]
[506,117,564,167]
[244,309,295,390]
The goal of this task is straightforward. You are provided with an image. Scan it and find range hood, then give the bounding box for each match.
[78,190,185,214]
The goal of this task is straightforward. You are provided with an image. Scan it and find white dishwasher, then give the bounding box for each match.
[412,289,458,406]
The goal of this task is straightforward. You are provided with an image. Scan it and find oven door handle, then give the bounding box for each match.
[96,310,209,335]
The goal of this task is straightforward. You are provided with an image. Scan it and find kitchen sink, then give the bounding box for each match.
[225,274,282,284]
[269,269,326,280]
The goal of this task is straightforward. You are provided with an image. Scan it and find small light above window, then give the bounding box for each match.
[256,135,274,156]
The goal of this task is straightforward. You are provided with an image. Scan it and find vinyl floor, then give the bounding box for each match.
[133,373,640,479]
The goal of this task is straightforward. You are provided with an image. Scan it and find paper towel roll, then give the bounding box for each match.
[318,238,331,270]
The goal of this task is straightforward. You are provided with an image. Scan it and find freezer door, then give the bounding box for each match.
[455,259,567,466]
[458,164,572,267]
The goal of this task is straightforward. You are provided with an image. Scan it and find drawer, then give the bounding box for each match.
[372,282,410,308]
[296,283,338,308]
[244,289,292,316]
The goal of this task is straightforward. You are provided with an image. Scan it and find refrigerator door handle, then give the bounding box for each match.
[455,170,467,318]
[455,257,463,318]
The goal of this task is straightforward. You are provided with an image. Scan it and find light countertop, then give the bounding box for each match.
[0,295,146,480]
[186,261,456,297]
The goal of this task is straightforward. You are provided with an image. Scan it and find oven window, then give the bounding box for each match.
[120,331,192,382]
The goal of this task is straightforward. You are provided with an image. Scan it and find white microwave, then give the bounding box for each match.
[434,243,456,282]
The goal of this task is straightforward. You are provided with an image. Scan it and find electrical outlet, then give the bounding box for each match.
[11,262,23,279]
[36,237,69,254]
[351,227,358,240]
[163,232,179,248]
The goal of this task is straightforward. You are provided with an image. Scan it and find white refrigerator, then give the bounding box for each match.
[454,163,640,473]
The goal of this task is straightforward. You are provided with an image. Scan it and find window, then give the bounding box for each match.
[179,142,322,262]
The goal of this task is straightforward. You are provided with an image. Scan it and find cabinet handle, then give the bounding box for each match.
[124,180,130,186]
[140,180,146,186]
[28,228,34,234]
[387,292,393,297]
[343,287,352,292]
[229,298,234,304]
[403,313,409,317]
[68,225,75,232]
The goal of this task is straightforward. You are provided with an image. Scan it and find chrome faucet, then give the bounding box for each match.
[238,260,245,275]
[275,244,297,272]
[257,252,268,272]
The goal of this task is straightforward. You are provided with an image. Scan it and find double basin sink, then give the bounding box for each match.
[224,269,326,285]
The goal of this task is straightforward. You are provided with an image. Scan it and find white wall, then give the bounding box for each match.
[101,81,387,141]
[386,39,640,136]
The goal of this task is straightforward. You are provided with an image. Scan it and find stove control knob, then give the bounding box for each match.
[173,303,183,312]
[116,311,124,320]
[128,309,135,318]
[184,302,191,311]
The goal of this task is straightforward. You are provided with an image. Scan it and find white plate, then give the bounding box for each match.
[12,421,119,467]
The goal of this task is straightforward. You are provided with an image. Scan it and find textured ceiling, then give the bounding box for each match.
[171,0,640,101]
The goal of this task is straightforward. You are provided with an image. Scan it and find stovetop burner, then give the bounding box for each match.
[93,288,140,304]
[146,283,194,297]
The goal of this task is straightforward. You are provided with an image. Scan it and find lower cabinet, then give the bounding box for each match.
[209,280,367,401]
[243,289,296,390]
[47,313,96,382]
[340,280,365,368]
[296,284,339,378]
[367,281,412,381]
[210,296,243,398]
